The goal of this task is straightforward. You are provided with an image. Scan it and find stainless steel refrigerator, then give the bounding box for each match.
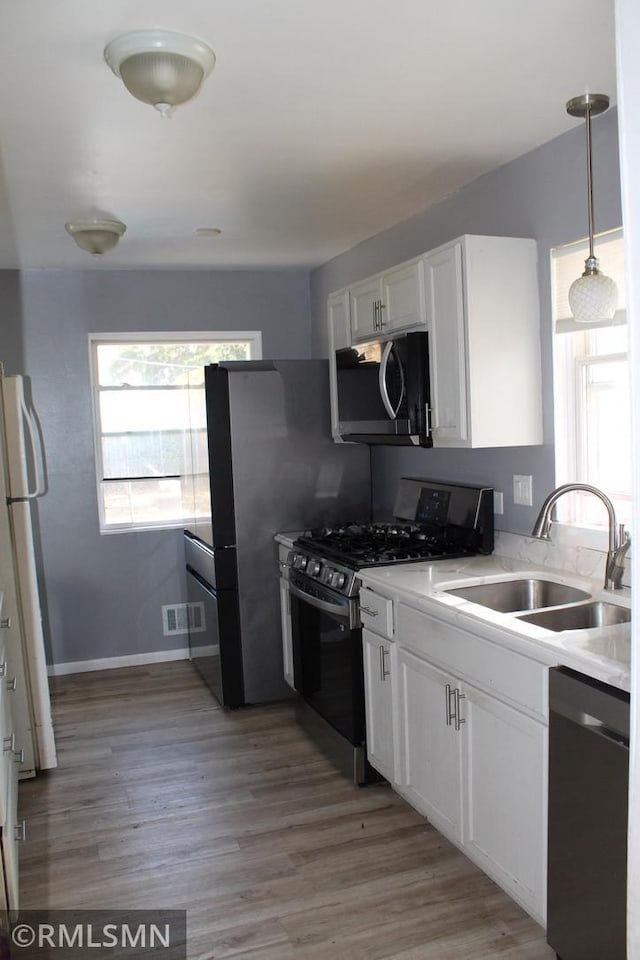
[184,359,371,707]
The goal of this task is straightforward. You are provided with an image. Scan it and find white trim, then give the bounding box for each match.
[47,647,190,676]
[88,330,263,348]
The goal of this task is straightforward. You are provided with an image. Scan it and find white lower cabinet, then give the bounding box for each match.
[362,629,396,782]
[362,594,547,926]
[461,682,546,922]
[278,545,295,691]
[397,647,462,840]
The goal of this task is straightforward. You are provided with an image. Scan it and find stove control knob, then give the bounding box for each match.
[333,572,346,590]
[308,559,321,577]
[298,555,308,571]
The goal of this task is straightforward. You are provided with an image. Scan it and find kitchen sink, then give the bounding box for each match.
[445,578,591,613]
[518,601,631,632]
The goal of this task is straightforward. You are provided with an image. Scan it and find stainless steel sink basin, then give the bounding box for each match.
[445,578,591,613]
[518,601,631,632]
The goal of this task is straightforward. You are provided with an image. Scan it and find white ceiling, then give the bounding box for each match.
[0,0,617,271]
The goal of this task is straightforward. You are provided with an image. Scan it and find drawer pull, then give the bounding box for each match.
[6,678,16,692]
[15,820,26,843]
[3,733,14,753]
[0,662,7,678]
[13,747,24,764]
[361,605,379,618]
[0,618,10,630]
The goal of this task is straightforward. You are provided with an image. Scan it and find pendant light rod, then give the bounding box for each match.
[566,93,610,274]
[565,92,618,322]
[584,99,595,263]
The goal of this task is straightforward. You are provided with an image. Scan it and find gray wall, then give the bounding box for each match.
[310,110,623,532]
[13,269,311,666]
[0,271,24,374]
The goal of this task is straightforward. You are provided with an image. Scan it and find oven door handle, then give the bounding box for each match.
[289,583,351,620]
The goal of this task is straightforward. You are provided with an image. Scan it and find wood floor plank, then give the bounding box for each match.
[19,661,554,958]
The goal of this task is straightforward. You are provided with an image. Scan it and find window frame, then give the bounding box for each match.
[550,230,629,545]
[88,330,263,535]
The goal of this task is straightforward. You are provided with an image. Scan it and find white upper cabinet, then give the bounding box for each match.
[423,235,543,448]
[350,261,427,343]
[349,275,385,342]
[328,289,350,352]
[329,233,542,449]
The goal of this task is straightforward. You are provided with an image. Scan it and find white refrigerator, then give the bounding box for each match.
[0,369,56,774]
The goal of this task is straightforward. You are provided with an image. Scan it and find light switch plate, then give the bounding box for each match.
[493,491,504,515]
[513,474,533,507]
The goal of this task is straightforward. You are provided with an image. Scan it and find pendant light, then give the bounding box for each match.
[104,30,216,118]
[566,93,618,322]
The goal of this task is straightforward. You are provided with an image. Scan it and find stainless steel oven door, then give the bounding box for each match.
[289,571,364,747]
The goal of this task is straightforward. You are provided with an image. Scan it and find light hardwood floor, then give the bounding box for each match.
[19,661,555,959]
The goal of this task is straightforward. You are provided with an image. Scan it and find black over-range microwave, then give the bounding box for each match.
[335,331,431,447]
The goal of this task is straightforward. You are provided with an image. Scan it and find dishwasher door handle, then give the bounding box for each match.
[575,712,630,750]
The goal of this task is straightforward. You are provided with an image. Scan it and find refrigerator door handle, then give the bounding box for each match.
[21,395,45,498]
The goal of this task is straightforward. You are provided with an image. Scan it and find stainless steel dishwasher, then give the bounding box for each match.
[547,666,629,960]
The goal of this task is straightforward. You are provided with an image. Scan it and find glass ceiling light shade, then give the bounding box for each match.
[65,219,127,256]
[566,93,618,322]
[104,30,216,118]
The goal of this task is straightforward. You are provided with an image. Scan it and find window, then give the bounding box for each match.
[89,332,262,533]
[551,230,630,531]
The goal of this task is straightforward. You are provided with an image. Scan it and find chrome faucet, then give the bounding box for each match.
[531,483,630,590]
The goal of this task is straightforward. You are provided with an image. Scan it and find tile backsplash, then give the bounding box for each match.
[495,530,631,589]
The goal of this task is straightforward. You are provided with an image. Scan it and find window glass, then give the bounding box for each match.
[90,334,261,533]
[551,232,630,529]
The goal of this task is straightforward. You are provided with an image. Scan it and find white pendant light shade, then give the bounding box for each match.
[105,30,216,117]
[568,264,618,323]
[65,219,126,255]
[566,93,618,322]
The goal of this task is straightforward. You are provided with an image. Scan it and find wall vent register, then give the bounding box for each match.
[162,602,205,637]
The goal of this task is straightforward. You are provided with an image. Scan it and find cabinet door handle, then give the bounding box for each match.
[455,689,466,731]
[373,300,380,331]
[378,301,386,328]
[13,746,24,764]
[0,618,10,630]
[379,645,390,681]
[6,677,16,692]
[0,662,7,678]
[361,605,378,618]
[3,733,14,753]
[445,683,456,727]
[15,820,26,843]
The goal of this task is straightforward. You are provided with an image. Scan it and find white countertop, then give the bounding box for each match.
[359,554,631,692]
[274,531,303,550]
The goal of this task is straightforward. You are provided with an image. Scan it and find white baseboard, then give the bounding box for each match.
[48,648,190,677]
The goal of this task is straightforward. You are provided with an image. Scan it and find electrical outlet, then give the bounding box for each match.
[513,474,533,507]
[493,491,504,515]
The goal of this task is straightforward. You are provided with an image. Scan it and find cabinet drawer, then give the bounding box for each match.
[397,604,546,720]
[360,589,394,639]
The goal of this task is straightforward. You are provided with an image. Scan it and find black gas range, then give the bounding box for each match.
[291,478,494,594]
[287,478,494,784]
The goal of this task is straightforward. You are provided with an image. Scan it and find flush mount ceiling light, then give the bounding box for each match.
[65,219,127,256]
[104,29,216,118]
[566,93,618,322]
